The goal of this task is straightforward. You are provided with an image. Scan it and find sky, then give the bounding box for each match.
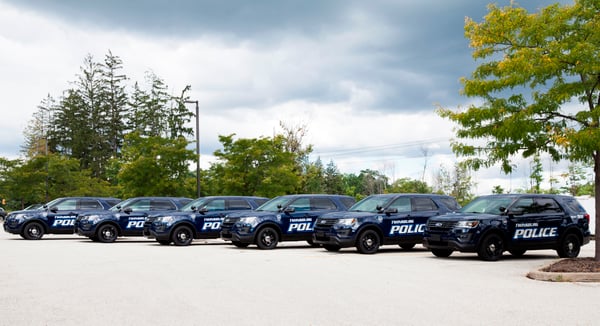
[0,0,581,195]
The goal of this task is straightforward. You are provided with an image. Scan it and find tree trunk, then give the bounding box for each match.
[595,151,600,261]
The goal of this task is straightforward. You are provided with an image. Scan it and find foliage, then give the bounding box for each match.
[387,177,432,194]
[434,163,475,205]
[437,0,600,258]
[116,132,196,198]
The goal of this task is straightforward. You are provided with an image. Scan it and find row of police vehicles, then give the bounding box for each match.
[2,193,592,261]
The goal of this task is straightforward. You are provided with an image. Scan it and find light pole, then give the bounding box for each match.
[185,100,201,198]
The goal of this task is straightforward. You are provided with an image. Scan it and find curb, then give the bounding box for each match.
[527,259,600,282]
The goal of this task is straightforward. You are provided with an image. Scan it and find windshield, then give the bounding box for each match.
[349,196,394,213]
[459,196,515,215]
[180,198,208,212]
[256,196,292,212]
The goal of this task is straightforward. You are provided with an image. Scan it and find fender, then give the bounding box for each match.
[170,221,197,238]
[254,222,282,242]
[97,221,122,236]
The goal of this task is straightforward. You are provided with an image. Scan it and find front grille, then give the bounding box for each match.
[222,217,240,228]
[316,218,337,228]
[427,220,457,231]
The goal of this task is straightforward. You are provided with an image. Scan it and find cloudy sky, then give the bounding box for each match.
[0,0,578,194]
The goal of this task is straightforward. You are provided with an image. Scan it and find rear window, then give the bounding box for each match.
[339,197,356,209]
[412,197,438,211]
[438,197,460,211]
[562,198,587,214]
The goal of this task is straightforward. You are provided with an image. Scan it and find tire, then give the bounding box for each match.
[171,225,194,246]
[477,233,504,261]
[232,241,249,248]
[22,222,44,240]
[256,227,279,249]
[508,249,526,257]
[157,240,171,245]
[323,244,341,252]
[400,243,416,250]
[431,249,453,258]
[557,233,581,258]
[356,229,380,254]
[97,224,118,243]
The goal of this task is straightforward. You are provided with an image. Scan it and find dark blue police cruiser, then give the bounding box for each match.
[220,194,355,249]
[423,194,591,261]
[144,196,269,246]
[3,197,121,240]
[75,197,192,243]
[312,193,460,254]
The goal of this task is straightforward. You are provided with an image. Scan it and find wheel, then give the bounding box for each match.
[97,224,118,243]
[157,240,171,245]
[232,241,249,248]
[431,249,453,257]
[323,244,341,252]
[400,243,416,250]
[256,227,279,249]
[477,233,504,261]
[171,225,194,246]
[508,249,526,257]
[557,233,581,258]
[22,222,44,240]
[356,229,380,254]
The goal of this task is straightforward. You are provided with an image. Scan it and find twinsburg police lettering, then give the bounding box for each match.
[52,216,75,227]
[389,220,425,235]
[126,217,146,228]
[513,223,558,239]
[288,218,314,232]
[202,217,223,230]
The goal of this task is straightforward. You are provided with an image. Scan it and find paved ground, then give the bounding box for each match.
[1,231,599,326]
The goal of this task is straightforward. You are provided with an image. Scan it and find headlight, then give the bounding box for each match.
[86,215,103,223]
[156,216,176,224]
[238,217,259,227]
[336,218,357,227]
[456,220,479,228]
[10,213,28,222]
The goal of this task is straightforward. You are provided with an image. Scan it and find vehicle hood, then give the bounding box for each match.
[429,212,500,221]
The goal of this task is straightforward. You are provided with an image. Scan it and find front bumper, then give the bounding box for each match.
[423,232,477,252]
[312,229,356,248]
[3,221,23,234]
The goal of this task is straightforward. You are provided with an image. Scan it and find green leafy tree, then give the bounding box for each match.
[529,155,544,194]
[437,1,600,259]
[116,132,195,198]
[323,160,345,194]
[388,178,432,194]
[212,134,301,197]
[302,157,325,193]
[434,163,475,205]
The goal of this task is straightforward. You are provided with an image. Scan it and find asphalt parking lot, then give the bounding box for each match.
[1,231,599,326]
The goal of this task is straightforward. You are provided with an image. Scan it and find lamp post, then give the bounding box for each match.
[184,100,201,198]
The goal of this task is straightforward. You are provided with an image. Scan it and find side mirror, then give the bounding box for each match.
[284,207,295,213]
[49,207,58,213]
[123,207,133,214]
[384,208,398,216]
[198,207,209,214]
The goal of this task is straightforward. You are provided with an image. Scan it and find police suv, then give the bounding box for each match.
[3,197,120,240]
[144,196,269,246]
[75,197,192,243]
[312,194,460,254]
[220,194,355,249]
[423,194,591,261]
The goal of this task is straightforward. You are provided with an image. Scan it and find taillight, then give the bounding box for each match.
[583,213,590,223]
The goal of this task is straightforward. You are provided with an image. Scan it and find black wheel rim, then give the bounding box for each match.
[564,235,579,257]
[100,226,116,241]
[176,229,191,244]
[484,236,502,258]
[260,229,276,247]
[27,224,42,239]
[361,232,378,251]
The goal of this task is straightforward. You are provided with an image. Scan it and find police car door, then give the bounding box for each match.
[384,196,411,242]
[47,198,79,232]
[118,199,152,235]
[282,197,313,237]
[509,197,562,246]
[195,199,227,236]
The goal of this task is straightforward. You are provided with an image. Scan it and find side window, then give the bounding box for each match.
[52,199,78,211]
[227,199,252,210]
[79,199,103,210]
[412,197,438,211]
[438,197,460,211]
[126,199,151,211]
[288,198,311,211]
[562,198,586,214]
[311,198,337,210]
[204,199,226,211]
[150,200,176,211]
[340,197,356,209]
[511,198,535,214]
[535,198,562,213]
[255,199,269,206]
[389,197,411,212]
